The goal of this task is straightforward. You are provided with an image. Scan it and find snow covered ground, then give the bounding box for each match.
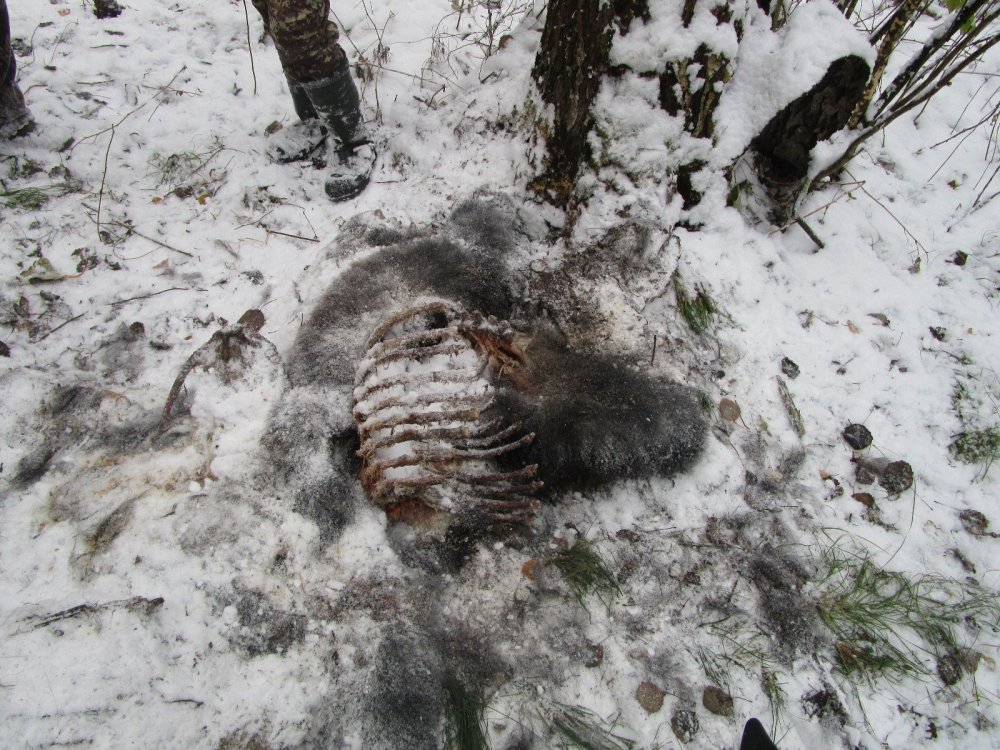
[1,1,998,748]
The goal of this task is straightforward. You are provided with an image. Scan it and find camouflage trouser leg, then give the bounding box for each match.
[0,0,31,138]
[1,0,15,87]
[250,0,344,84]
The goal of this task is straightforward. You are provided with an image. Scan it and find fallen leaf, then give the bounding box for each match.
[636,681,665,713]
[521,559,538,580]
[868,313,890,327]
[21,258,64,284]
[197,194,208,205]
[719,398,741,422]
[852,492,875,508]
[847,320,860,334]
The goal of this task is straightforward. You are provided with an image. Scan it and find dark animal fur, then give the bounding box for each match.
[284,193,706,496]
[495,329,706,489]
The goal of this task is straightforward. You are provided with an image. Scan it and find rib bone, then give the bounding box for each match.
[354,301,541,526]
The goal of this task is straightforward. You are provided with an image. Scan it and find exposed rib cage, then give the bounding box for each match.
[353,302,541,525]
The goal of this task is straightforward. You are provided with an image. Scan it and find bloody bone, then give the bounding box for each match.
[354,302,540,526]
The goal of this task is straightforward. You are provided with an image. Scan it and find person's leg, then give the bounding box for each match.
[252,0,319,122]
[264,0,374,200]
[0,0,33,138]
[263,0,342,85]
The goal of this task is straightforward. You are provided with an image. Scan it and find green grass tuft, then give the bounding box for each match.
[949,376,1000,478]
[813,543,1000,686]
[546,702,636,750]
[1,187,51,210]
[552,539,621,610]
[697,390,714,416]
[674,276,716,334]
[949,427,1000,475]
[695,624,788,731]
[444,677,490,750]
[761,670,787,737]
[1,181,79,210]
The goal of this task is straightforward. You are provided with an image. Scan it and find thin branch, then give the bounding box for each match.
[241,0,258,95]
[19,596,164,633]
[96,124,115,243]
[811,30,1000,191]
[109,221,195,258]
[38,313,85,341]
[178,145,225,184]
[794,217,826,250]
[235,206,278,230]
[109,287,206,308]
[265,228,320,242]
[849,173,929,258]
[973,159,1000,207]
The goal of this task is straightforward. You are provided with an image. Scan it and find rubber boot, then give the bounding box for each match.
[0,41,32,139]
[0,78,31,138]
[740,718,778,750]
[300,50,376,202]
[267,75,328,164]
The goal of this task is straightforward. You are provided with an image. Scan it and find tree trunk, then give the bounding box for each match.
[530,0,647,206]
[658,1,745,215]
[750,55,870,224]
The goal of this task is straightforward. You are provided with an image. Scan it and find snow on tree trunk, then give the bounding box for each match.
[530,0,648,206]
[751,54,870,224]
[529,0,879,226]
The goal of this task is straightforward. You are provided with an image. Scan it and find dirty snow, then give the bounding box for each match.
[1,1,999,749]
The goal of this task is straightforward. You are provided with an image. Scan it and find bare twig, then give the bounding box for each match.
[38,313,85,341]
[96,124,115,244]
[973,159,1000,208]
[241,0,258,95]
[265,228,320,242]
[794,217,826,250]
[109,287,206,308]
[848,173,929,259]
[46,21,78,66]
[179,145,226,184]
[236,206,278,230]
[19,596,164,633]
[165,698,204,708]
[777,376,805,438]
[109,220,195,258]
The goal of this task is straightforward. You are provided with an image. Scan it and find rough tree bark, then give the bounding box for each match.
[532,0,932,229]
[658,1,737,213]
[751,55,870,224]
[530,0,648,206]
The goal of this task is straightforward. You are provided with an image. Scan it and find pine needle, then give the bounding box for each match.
[813,543,1000,685]
[444,677,489,750]
[552,539,621,610]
